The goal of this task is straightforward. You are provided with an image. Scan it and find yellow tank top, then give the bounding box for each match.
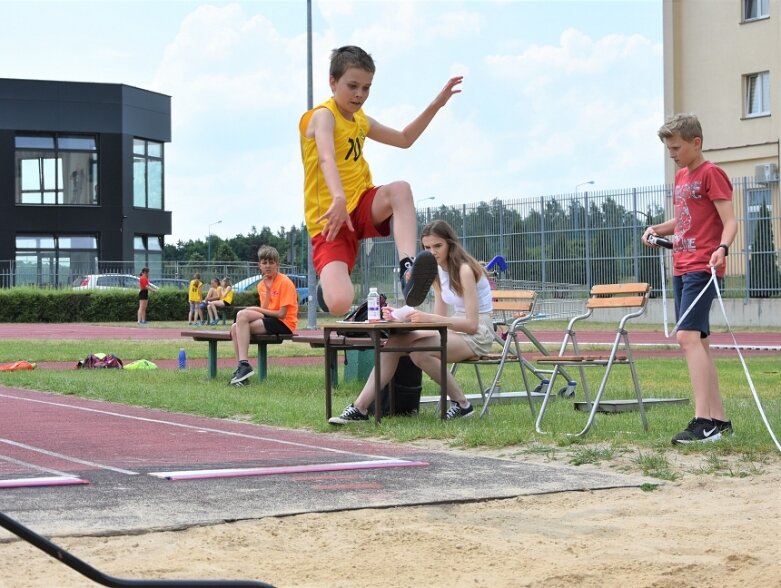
[299,97,373,237]
[221,286,234,305]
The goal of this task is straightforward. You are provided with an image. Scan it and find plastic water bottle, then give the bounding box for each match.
[367,287,381,322]
[178,348,187,369]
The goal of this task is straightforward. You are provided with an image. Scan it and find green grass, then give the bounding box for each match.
[1,331,779,480]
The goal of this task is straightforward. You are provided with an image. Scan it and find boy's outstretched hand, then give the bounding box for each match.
[432,76,463,109]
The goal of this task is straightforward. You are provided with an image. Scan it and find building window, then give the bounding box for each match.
[14,234,98,287]
[745,72,770,117]
[134,234,163,275]
[743,0,769,21]
[15,134,98,205]
[133,139,164,210]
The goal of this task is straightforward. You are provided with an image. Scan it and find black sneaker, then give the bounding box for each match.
[328,404,369,425]
[713,418,733,435]
[229,362,254,385]
[231,380,250,388]
[316,282,329,313]
[445,402,475,421]
[400,251,438,307]
[671,417,722,445]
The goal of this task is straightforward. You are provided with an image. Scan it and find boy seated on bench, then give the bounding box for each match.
[229,246,299,386]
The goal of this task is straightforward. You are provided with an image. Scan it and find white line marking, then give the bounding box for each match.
[0,439,138,475]
[150,459,428,481]
[0,452,81,477]
[0,391,404,462]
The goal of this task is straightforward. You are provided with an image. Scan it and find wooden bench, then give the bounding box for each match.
[292,332,374,388]
[180,330,293,381]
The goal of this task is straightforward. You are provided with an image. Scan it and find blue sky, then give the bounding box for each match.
[1,0,664,243]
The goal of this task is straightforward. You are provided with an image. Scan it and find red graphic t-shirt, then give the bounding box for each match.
[672,161,732,278]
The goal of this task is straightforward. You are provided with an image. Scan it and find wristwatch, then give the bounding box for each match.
[718,244,729,256]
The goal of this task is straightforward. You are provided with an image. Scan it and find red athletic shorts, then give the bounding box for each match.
[311,186,391,275]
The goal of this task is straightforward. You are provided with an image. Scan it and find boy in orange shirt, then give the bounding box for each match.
[229,246,298,386]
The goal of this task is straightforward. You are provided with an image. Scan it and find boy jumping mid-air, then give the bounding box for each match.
[300,45,462,315]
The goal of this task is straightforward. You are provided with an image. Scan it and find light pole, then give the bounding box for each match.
[575,180,595,196]
[208,220,223,264]
[575,181,595,287]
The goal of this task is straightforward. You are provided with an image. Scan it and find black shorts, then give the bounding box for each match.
[262,317,292,335]
[138,289,149,301]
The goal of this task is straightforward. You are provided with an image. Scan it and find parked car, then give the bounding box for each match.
[232,274,309,305]
[153,278,189,289]
[72,274,145,290]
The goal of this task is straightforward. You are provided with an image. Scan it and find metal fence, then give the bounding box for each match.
[1,260,303,291]
[3,177,780,303]
[354,177,781,302]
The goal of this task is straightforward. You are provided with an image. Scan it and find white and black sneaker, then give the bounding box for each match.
[229,361,254,385]
[400,251,438,307]
[445,402,475,421]
[671,417,722,445]
[329,404,369,425]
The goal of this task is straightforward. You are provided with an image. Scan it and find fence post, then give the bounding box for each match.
[540,196,547,284]
[632,187,640,282]
[584,190,592,287]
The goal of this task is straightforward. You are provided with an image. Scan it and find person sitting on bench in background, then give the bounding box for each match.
[330,220,494,423]
[201,278,221,324]
[228,246,299,386]
[207,277,233,325]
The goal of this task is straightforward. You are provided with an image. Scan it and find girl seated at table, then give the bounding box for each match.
[329,219,495,423]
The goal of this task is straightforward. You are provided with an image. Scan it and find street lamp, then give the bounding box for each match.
[575,180,595,195]
[208,220,223,263]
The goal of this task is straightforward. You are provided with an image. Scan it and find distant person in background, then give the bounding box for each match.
[201,278,221,324]
[188,272,204,325]
[136,267,158,325]
[228,246,299,386]
[207,277,234,325]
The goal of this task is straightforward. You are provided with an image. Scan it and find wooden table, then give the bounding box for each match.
[321,321,449,423]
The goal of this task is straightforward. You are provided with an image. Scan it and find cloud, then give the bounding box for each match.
[150,4,302,121]
[480,27,664,193]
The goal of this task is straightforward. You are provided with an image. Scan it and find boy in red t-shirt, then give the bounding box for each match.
[643,113,737,445]
[229,246,299,386]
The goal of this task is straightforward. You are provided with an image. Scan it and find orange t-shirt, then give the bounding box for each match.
[257,273,298,333]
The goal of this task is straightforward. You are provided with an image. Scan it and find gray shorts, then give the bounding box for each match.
[452,312,496,357]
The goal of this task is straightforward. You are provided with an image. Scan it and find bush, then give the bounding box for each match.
[0,288,260,323]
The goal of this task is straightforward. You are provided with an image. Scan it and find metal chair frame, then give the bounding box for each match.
[451,289,577,417]
[533,282,651,437]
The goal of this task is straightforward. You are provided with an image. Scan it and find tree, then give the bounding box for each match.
[748,202,781,298]
[213,241,239,263]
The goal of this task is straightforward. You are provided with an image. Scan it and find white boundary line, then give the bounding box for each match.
[0,438,138,475]
[0,454,89,487]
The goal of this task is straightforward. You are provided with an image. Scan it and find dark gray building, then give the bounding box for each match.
[0,78,172,286]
